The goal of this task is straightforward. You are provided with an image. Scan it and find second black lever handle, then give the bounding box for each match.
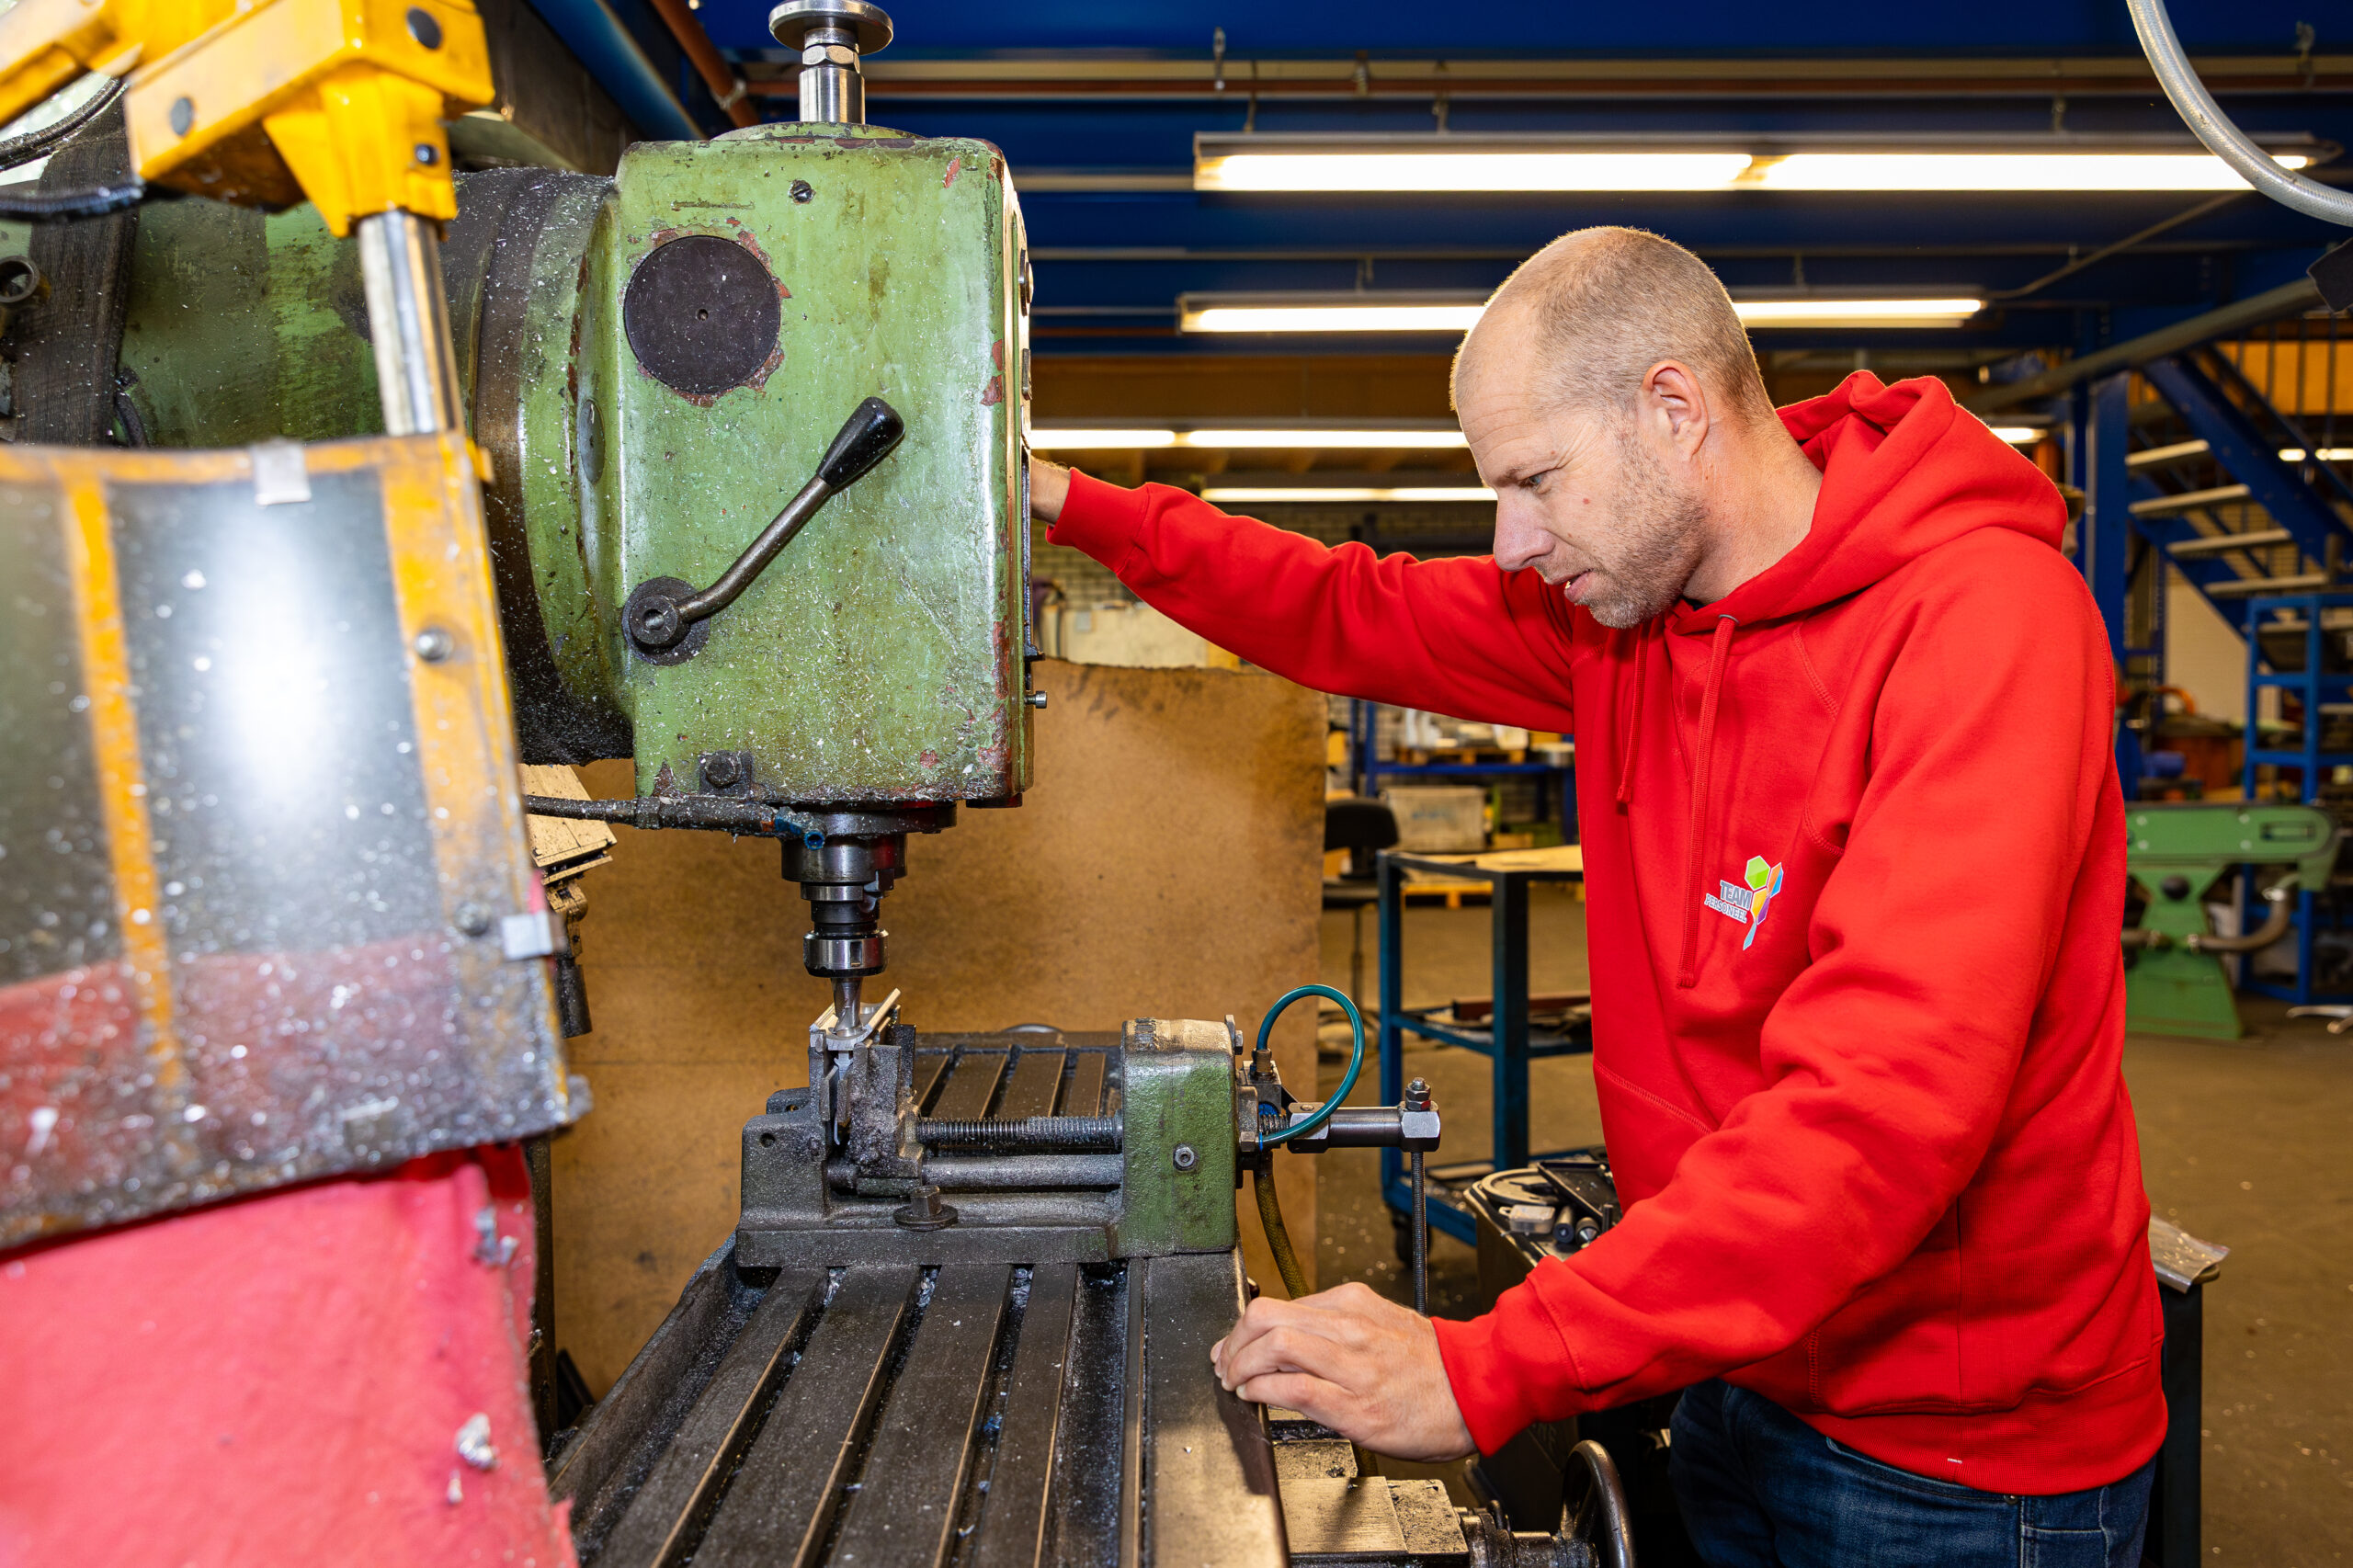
[629,395,905,657]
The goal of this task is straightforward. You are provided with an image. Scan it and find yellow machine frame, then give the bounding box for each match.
[0,0,492,233]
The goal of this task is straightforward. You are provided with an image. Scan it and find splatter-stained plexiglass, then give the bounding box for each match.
[0,437,574,1246]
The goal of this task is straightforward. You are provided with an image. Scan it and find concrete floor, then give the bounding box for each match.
[1313,887,2353,1563]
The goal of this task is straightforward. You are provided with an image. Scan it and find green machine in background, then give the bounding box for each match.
[2123,802,2341,1039]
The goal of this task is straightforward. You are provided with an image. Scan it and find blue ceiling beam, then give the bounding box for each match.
[699,0,2327,57]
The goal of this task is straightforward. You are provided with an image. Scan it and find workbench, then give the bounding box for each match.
[1374,846,1593,1246]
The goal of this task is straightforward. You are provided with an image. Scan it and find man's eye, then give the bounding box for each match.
[1521,471,1551,492]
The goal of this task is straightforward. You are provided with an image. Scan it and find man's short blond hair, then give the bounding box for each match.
[1454,226,1774,427]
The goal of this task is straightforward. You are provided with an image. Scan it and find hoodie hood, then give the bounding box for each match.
[1675,370,2068,632]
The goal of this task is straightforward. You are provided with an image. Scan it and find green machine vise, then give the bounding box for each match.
[2123,802,2340,1039]
[17,13,1035,1026]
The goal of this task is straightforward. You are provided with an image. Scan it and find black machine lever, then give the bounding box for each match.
[626,396,904,658]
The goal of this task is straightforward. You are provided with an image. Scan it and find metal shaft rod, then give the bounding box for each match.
[355,210,464,436]
[1411,1148,1428,1316]
[674,473,831,624]
[831,978,863,1036]
[799,24,864,122]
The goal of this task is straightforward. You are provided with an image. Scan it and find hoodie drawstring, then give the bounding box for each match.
[1675,614,1739,988]
[1614,619,1654,806]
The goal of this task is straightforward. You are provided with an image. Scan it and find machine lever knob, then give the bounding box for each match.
[625,395,905,659]
[817,395,904,489]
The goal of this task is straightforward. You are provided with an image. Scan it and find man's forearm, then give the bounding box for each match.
[1029,456,1071,523]
[1019,459,1578,733]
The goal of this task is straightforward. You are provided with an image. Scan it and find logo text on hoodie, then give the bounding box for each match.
[1703,856,1787,950]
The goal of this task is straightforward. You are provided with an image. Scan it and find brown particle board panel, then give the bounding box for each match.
[551,659,1326,1391]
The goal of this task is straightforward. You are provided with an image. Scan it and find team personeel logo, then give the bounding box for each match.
[1701,855,1786,950]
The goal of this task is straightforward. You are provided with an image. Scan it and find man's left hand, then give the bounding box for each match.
[1211,1281,1476,1462]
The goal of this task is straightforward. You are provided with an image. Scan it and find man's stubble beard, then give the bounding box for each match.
[1579,430,1710,630]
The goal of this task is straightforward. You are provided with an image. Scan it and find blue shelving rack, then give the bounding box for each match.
[2241,592,2353,1005]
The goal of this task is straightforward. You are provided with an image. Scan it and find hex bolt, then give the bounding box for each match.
[413,627,454,662]
[405,6,442,47]
[454,902,493,937]
[1404,1077,1432,1109]
[1172,1143,1199,1172]
[168,97,194,138]
[790,179,814,203]
[701,752,741,790]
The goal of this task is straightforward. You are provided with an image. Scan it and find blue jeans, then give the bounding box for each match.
[1667,1380,2154,1568]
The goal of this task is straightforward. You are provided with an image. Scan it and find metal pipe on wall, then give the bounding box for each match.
[644,0,758,129]
[520,0,702,142]
[1966,277,2324,414]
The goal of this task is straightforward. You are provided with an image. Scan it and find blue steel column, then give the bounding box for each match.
[1377,848,1405,1208]
[1492,869,1531,1172]
[2086,373,2141,791]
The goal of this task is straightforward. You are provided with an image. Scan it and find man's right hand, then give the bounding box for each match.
[1029,455,1071,523]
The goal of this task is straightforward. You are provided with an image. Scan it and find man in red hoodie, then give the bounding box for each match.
[1032,228,2165,1566]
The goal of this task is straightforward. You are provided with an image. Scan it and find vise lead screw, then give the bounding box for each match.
[1406,1076,1431,1316]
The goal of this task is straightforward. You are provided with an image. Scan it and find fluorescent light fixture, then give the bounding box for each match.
[1188,428,1467,449]
[1193,133,2322,195]
[1031,426,1468,449]
[1182,301,1485,335]
[1199,152,1754,192]
[1178,292,1984,335]
[1991,426,2047,444]
[1202,486,1495,504]
[2280,448,2353,461]
[1760,152,2308,192]
[1027,428,1178,449]
[1734,298,1983,327]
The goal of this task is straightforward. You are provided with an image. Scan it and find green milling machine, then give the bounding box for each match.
[0,4,1636,1562]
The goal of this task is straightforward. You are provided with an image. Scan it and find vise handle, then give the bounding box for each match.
[627,395,905,656]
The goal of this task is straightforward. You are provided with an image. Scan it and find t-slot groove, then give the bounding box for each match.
[940,1266,1033,1566]
[803,1266,938,1565]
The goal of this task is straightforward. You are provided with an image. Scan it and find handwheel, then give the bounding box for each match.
[1560,1438,1636,1568]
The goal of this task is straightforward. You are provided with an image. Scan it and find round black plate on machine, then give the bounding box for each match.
[623,233,782,398]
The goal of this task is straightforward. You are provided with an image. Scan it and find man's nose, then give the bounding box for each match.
[1492,500,1549,573]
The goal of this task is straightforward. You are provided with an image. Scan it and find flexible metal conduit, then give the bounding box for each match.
[2129,0,2353,227]
[521,0,703,142]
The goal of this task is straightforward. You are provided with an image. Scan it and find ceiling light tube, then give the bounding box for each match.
[1198,151,1756,192]
[1757,152,2308,192]
[1733,298,1984,327]
[1030,427,1470,449]
[1178,293,1985,335]
[1026,428,1179,449]
[1183,429,1467,448]
[1192,133,2323,195]
[1181,301,1486,334]
[1202,486,1495,504]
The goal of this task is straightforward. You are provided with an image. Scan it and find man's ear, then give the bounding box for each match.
[1643,360,1712,453]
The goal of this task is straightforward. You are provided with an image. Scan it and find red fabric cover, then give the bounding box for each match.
[0,1148,574,1568]
[1050,372,2165,1496]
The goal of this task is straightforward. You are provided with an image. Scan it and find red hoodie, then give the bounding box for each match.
[1049,372,2165,1495]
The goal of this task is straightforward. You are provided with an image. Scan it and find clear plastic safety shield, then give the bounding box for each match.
[0,434,578,1245]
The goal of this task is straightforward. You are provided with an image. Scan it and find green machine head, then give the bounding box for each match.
[472,5,1035,1032]
[86,0,1036,1032]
